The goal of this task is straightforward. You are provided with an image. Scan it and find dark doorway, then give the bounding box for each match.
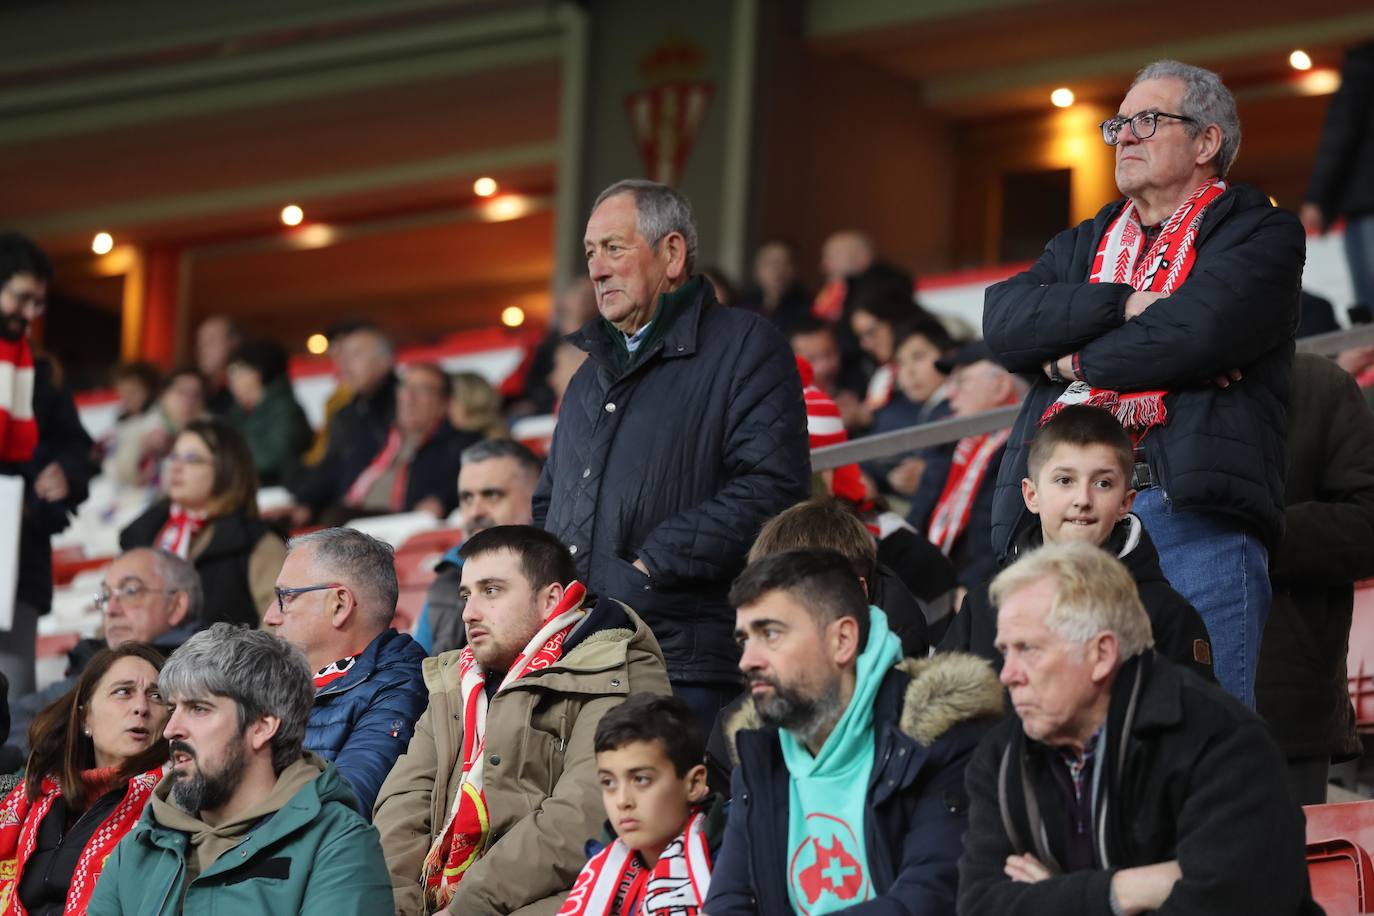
[999,168,1072,262]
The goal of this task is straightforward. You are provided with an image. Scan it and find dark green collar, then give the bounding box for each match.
[601,275,704,374]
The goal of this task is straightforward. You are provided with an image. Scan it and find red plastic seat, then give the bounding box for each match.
[1306,801,1374,914]
[392,527,464,588]
[1347,582,1374,733]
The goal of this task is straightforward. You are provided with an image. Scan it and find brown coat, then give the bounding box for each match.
[372,600,671,916]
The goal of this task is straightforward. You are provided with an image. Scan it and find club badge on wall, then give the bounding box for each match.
[623,38,715,187]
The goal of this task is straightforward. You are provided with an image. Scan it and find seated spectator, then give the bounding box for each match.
[704,549,1002,915]
[373,526,671,915]
[120,417,286,627]
[1258,353,1374,805]
[736,240,811,335]
[265,528,427,817]
[97,361,160,462]
[288,323,398,525]
[866,316,956,498]
[6,547,202,756]
[195,315,243,416]
[224,337,312,487]
[449,371,509,441]
[908,341,1025,589]
[108,365,206,489]
[413,438,542,655]
[789,316,847,397]
[88,625,394,914]
[520,278,599,416]
[958,542,1319,915]
[560,693,724,915]
[0,644,169,916]
[845,283,929,428]
[942,405,1214,681]
[319,363,478,524]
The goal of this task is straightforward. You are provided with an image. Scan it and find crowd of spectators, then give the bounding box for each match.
[0,53,1372,914]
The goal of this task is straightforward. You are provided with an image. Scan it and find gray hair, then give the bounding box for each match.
[287,527,398,628]
[592,179,699,276]
[135,547,204,627]
[161,623,314,774]
[989,541,1154,660]
[460,438,542,478]
[1132,59,1241,177]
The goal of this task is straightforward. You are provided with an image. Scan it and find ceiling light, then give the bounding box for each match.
[473,177,499,198]
[280,204,304,226]
[501,306,526,328]
[1290,50,1313,71]
[91,232,114,255]
[306,333,329,355]
[1050,88,1075,108]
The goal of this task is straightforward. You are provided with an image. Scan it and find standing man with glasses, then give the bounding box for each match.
[983,60,1304,708]
[264,527,427,817]
[0,232,93,698]
[4,547,202,758]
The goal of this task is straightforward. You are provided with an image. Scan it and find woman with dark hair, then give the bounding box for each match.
[0,643,169,916]
[119,416,286,627]
[225,338,312,487]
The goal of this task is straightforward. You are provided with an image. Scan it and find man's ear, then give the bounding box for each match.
[1088,632,1121,685]
[1118,486,1137,519]
[1195,123,1224,170]
[167,592,190,628]
[539,580,567,618]
[330,585,356,631]
[660,231,688,282]
[1021,477,1040,514]
[247,715,282,754]
[684,762,709,802]
[831,615,862,668]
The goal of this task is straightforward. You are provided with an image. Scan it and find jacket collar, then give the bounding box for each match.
[314,628,407,697]
[569,277,711,375]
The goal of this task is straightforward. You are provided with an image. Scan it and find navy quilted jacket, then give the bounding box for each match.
[304,628,427,818]
[533,280,811,684]
[983,185,1304,558]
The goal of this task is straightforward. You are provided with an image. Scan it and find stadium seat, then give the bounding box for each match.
[1306,801,1374,914]
[1347,581,1374,734]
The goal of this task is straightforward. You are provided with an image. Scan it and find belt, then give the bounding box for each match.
[1131,461,1155,490]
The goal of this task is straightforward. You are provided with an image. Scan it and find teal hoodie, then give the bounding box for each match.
[779,606,903,914]
[86,755,392,916]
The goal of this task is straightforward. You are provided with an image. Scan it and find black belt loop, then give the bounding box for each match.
[1130,461,1154,491]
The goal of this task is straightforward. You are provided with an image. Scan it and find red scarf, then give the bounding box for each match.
[0,336,37,465]
[927,428,1011,554]
[812,281,846,322]
[421,582,590,912]
[345,421,439,511]
[0,767,161,916]
[863,363,895,412]
[798,356,865,505]
[1041,179,1227,442]
[558,808,713,916]
[155,504,207,559]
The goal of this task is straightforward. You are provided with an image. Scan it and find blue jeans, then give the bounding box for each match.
[1345,213,1374,311]
[1132,488,1271,708]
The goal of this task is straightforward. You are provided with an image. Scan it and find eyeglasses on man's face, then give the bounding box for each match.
[273,583,344,614]
[1100,110,1197,146]
[94,582,178,612]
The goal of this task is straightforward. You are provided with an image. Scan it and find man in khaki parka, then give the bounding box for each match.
[373,525,671,915]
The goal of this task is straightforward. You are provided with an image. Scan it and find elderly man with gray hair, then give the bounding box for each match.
[957,542,1319,916]
[535,179,810,736]
[264,527,427,816]
[87,624,394,914]
[983,60,1305,710]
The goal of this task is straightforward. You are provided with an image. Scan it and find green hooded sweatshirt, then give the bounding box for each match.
[780,606,903,914]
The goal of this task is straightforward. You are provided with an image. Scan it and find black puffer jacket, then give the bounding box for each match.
[534,279,811,684]
[940,515,1214,682]
[984,185,1304,558]
[1307,41,1374,221]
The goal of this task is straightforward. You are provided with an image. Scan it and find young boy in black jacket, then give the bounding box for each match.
[940,404,1213,681]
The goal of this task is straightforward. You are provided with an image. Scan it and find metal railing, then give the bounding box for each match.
[811,323,1374,471]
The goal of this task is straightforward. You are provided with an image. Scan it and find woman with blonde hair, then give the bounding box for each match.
[448,371,509,440]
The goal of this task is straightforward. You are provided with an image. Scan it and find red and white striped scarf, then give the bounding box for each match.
[927,428,1011,555]
[1042,179,1227,441]
[156,504,207,559]
[0,767,162,916]
[558,808,713,916]
[863,363,895,412]
[344,426,409,511]
[798,356,866,505]
[0,335,37,465]
[421,582,590,912]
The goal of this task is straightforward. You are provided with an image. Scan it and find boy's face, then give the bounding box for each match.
[894,334,946,404]
[597,739,708,864]
[1022,443,1135,547]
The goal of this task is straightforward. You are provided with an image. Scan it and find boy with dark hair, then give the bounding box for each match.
[559,693,725,915]
[940,405,1214,680]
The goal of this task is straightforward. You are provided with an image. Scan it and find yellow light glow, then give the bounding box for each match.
[1289,50,1313,71]
[1050,88,1075,109]
[501,306,526,328]
[1296,68,1341,96]
[482,194,534,222]
[1269,196,1279,207]
[280,204,304,226]
[473,177,499,198]
[306,333,329,355]
[91,232,114,255]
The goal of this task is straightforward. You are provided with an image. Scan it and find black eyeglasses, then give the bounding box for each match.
[1100,110,1197,146]
[273,583,343,613]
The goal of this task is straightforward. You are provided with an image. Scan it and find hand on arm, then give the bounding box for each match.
[1109,860,1182,915]
[32,462,68,501]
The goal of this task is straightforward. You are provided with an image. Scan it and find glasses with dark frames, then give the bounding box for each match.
[273,582,344,613]
[1100,110,1197,145]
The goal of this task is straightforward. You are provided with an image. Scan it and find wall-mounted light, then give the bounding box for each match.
[91,232,114,255]
[501,306,526,328]
[1289,50,1313,71]
[1050,88,1075,108]
[280,204,304,226]
[473,177,498,198]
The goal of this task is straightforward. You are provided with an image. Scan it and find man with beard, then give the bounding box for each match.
[703,549,1003,915]
[373,525,670,915]
[0,232,93,697]
[87,624,394,914]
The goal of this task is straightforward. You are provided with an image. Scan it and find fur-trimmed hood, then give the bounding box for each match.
[722,651,1003,767]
